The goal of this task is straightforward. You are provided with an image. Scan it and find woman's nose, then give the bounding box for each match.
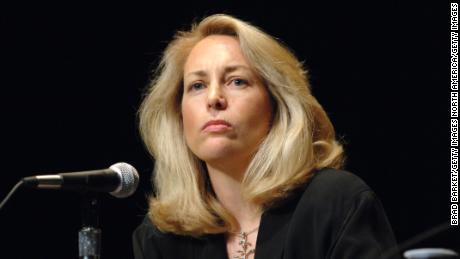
[207,83,227,110]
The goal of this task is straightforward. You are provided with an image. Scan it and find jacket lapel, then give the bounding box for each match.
[254,210,290,259]
[199,209,293,259]
[200,184,306,259]
[254,188,304,259]
[255,180,313,259]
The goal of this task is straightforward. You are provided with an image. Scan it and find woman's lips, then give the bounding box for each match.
[202,120,232,133]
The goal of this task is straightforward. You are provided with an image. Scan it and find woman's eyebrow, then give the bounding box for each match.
[184,65,253,81]
[184,70,207,78]
[223,65,251,74]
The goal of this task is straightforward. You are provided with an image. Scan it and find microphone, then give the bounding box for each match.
[404,248,459,258]
[22,162,139,198]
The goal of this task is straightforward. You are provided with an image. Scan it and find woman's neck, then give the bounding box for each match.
[206,161,261,231]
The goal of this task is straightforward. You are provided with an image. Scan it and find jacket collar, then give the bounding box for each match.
[200,175,315,259]
[199,192,303,259]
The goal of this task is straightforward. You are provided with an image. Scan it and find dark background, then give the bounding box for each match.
[1,1,457,258]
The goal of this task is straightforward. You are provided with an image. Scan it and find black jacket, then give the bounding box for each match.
[132,168,400,259]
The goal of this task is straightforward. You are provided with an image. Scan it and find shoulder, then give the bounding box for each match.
[132,216,206,259]
[307,167,371,194]
[282,168,398,258]
[133,215,162,240]
[269,168,374,215]
[133,215,202,244]
[299,167,374,205]
[291,167,379,222]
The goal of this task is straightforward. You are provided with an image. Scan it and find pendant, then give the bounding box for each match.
[233,231,255,259]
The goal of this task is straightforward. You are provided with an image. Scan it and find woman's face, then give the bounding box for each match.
[181,35,272,168]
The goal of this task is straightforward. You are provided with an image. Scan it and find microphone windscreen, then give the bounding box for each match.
[109,162,139,198]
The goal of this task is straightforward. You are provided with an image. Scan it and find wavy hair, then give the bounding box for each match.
[138,14,344,236]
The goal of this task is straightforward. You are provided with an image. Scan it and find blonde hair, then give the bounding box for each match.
[138,14,344,236]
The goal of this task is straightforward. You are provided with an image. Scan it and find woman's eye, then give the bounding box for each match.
[231,78,248,87]
[190,82,205,91]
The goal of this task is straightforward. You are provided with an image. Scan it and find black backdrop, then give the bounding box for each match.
[1,2,457,258]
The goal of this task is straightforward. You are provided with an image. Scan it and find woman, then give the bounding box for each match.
[133,14,399,259]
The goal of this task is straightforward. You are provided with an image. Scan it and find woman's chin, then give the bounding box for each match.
[197,144,244,163]
[199,147,236,162]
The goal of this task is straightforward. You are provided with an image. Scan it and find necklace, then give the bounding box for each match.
[230,226,259,259]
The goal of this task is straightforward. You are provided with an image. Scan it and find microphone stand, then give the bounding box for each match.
[79,193,101,259]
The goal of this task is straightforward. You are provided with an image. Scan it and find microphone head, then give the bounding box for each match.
[109,162,139,198]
